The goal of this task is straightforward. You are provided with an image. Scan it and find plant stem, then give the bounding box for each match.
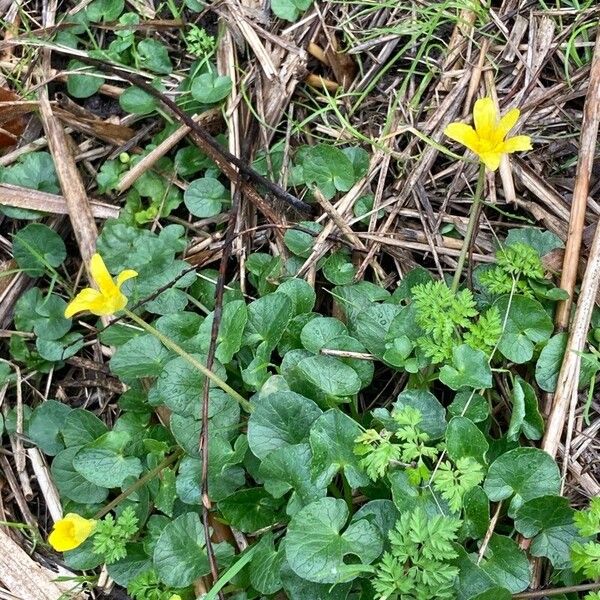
[202,545,258,600]
[124,309,252,412]
[93,449,183,519]
[451,164,486,293]
[342,475,354,515]
[350,395,360,422]
[513,582,600,598]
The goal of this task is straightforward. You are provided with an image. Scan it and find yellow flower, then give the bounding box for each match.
[168,596,182,600]
[64,253,137,318]
[48,513,96,552]
[444,97,532,171]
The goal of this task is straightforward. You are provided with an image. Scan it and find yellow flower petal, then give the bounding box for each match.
[89,290,127,316]
[500,135,532,153]
[70,514,96,541]
[48,527,73,552]
[473,97,498,140]
[444,122,480,154]
[66,254,135,318]
[479,151,502,172]
[64,288,104,318]
[116,269,138,288]
[90,253,118,297]
[444,96,529,171]
[48,514,96,552]
[495,108,520,142]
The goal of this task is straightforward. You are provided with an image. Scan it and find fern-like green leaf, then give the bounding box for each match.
[417,335,453,363]
[432,458,484,513]
[372,552,415,599]
[571,541,600,579]
[449,288,478,328]
[92,506,139,564]
[464,306,503,354]
[392,406,423,428]
[479,242,546,299]
[355,429,402,481]
[128,569,184,600]
[497,243,545,279]
[373,507,460,600]
[574,497,600,537]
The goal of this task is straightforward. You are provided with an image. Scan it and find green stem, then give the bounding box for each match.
[202,545,258,600]
[451,164,486,293]
[350,395,360,423]
[342,475,354,515]
[93,449,183,519]
[124,309,252,413]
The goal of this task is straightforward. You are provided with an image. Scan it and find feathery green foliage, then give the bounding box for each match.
[574,497,600,537]
[572,497,600,581]
[354,429,402,480]
[463,307,503,354]
[479,243,546,298]
[355,407,441,483]
[185,25,216,58]
[128,569,187,600]
[92,507,139,564]
[412,281,501,363]
[372,507,461,600]
[432,458,484,513]
[571,541,600,579]
[497,243,545,279]
[413,282,477,363]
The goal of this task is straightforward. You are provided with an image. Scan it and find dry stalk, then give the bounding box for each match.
[27,448,62,523]
[543,30,600,462]
[0,183,118,219]
[555,30,600,329]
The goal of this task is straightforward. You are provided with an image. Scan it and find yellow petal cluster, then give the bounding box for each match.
[64,253,137,318]
[444,97,532,171]
[48,513,96,552]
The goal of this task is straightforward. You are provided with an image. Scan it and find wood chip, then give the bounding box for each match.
[0,530,82,600]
